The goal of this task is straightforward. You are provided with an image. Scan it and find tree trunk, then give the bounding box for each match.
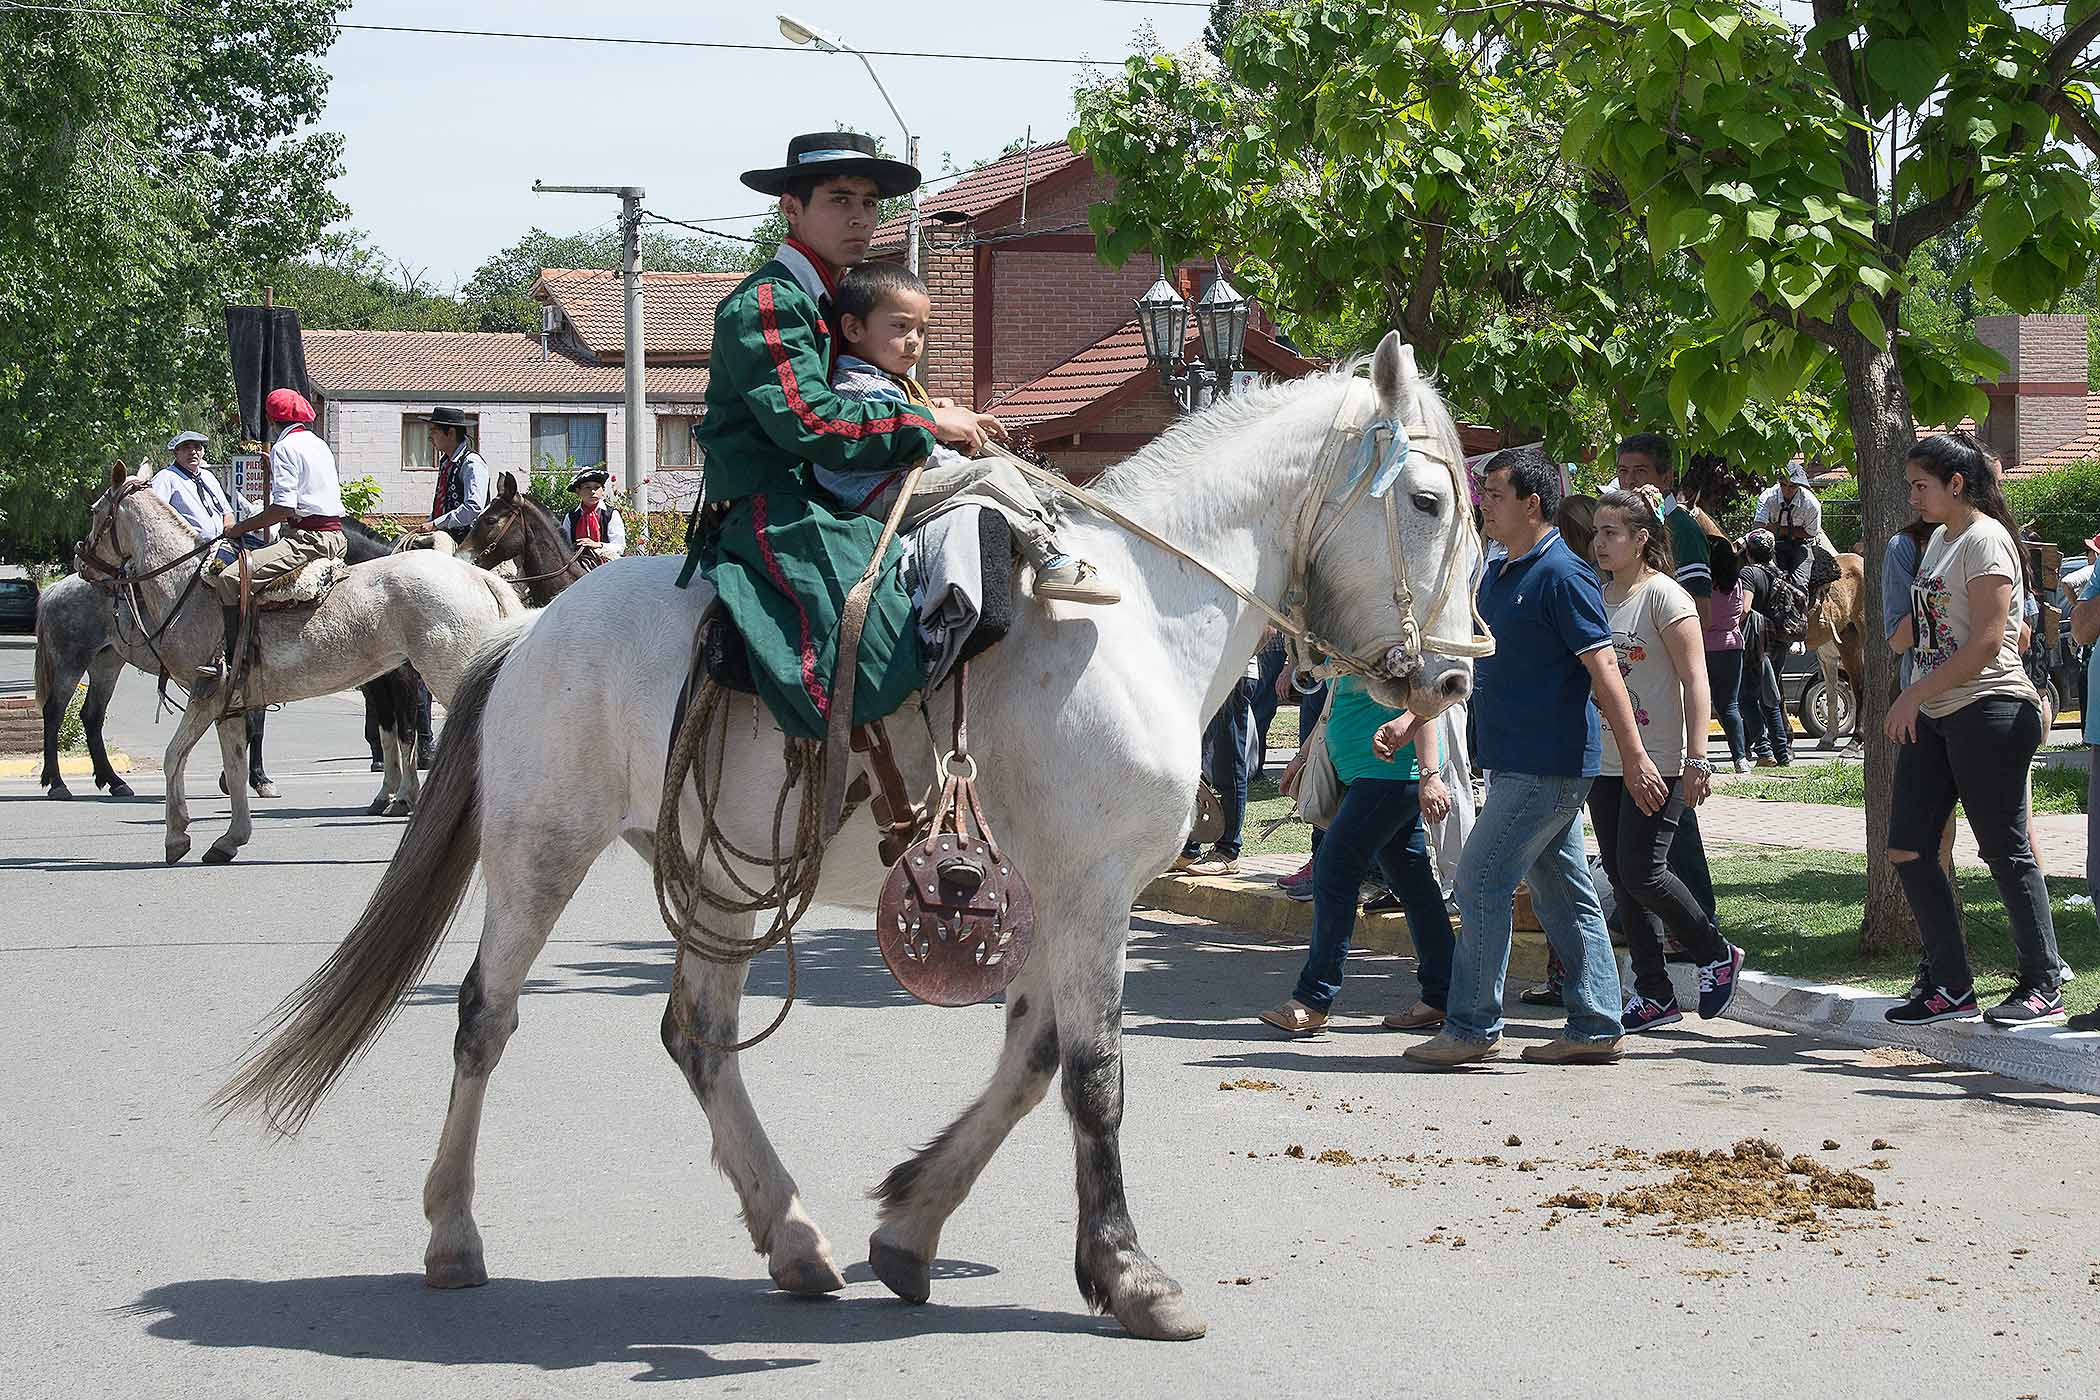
[1838,327,1922,953]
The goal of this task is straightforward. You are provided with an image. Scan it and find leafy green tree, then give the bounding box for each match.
[264,230,475,331]
[0,2,346,562]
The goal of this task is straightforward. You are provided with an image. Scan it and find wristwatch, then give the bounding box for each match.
[1684,758,1714,776]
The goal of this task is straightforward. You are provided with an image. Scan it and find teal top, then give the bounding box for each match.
[1324,676,1420,785]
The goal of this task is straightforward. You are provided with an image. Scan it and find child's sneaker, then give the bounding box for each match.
[1885,986,1979,1025]
[1697,943,1746,1020]
[1034,556,1119,605]
[1984,983,2066,1025]
[1621,995,1683,1034]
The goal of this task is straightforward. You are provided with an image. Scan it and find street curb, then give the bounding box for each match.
[1138,873,1552,983]
[0,752,131,779]
[1657,963,2100,1097]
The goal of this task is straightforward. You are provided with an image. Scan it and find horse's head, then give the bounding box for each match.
[1298,332,1489,718]
[462,472,531,568]
[81,460,158,577]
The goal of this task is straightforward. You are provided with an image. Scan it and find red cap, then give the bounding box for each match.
[264,388,315,425]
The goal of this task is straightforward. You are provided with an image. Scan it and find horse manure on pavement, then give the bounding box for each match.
[1541,1138,1878,1231]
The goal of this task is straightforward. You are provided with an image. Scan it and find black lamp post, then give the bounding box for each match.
[1136,258,1249,411]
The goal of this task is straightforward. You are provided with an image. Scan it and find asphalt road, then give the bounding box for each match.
[4,636,2098,1397]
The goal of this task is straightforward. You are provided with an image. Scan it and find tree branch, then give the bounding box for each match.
[1810,0,1876,204]
[2046,10,2100,89]
[1890,174,1976,259]
[2042,86,2100,163]
[1750,291,1845,351]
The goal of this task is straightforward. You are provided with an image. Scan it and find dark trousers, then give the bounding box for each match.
[1668,804,1716,916]
[1589,775,1727,1004]
[1185,677,1257,858]
[1740,650,1792,761]
[1293,775,1453,1012]
[1706,648,1746,763]
[1250,644,1289,775]
[1890,697,2061,991]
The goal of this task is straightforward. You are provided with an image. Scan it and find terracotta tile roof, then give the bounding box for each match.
[983,318,1321,431]
[303,330,711,400]
[534,268,743,360]
[2007,398,2100,475]
[872,141,1088,245]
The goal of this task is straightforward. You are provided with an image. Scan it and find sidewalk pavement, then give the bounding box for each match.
[1697,792,2086,872]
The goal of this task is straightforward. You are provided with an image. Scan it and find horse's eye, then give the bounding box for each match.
[1411,492,1440,514]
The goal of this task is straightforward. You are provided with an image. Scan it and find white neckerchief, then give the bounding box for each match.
[772,242,831,305]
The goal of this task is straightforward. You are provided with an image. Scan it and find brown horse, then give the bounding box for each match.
[1803,551,1867,747]
[458,474,589,607]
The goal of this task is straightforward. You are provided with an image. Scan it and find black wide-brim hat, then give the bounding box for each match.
[740,131,920,198]
[428,405,474,430]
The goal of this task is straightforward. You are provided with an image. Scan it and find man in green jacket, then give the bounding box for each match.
[678,131,1004,739]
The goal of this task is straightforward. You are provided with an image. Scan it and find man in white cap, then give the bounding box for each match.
[151,431,246,561]
[1753,461,1830,574]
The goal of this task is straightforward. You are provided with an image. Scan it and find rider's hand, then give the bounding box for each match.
[930,405,1007,455]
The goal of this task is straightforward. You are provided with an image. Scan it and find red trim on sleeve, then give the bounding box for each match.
[754,282,933,442]
[750,494,829,720]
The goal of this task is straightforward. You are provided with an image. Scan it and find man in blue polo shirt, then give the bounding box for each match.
[1405,447,1661,1068]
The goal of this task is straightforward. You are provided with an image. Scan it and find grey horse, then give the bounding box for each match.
[35,517,418,801]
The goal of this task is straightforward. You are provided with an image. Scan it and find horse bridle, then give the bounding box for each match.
[990,369,1494,691]
[468,501,590,586]
[76,475,216,693]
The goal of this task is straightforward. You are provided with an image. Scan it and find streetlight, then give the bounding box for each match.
[776,12,920,278]
[1137,259,1249,411]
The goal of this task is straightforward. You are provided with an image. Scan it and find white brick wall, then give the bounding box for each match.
[321,399,702,516]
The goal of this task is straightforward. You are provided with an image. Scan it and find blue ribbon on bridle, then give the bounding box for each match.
[1346,417,1411,499]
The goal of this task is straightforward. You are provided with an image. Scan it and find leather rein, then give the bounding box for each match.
[471,503,591,587]
[987,369,1494,689]
[77,476,217,697]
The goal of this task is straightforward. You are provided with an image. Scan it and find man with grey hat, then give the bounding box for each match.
[1753,461,1830,573]
[151,430,253,562]
[421,406,488,544]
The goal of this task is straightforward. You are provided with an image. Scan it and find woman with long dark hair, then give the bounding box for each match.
[1884,434,2065,1025]
[1588,487,1744,1031]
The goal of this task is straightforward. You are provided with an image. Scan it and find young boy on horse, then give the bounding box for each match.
[822,261,1117,604]
[677,131,1012,739]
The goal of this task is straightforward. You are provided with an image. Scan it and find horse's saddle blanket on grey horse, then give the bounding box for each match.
[256,557,347,611]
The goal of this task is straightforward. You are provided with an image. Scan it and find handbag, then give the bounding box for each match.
[1293,709,1344,830]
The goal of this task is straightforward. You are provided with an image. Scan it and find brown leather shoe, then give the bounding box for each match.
[1400,1032,1501,1068]
[1520,1036,1624,1065]
[1380,1000,1445,1032]
[1258,998,1328,1035]
[1185,851,1241,877]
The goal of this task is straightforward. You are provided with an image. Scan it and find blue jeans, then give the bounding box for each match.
[1292,775,1453,1012]
[1446,771,1622,1043]
[1739,652,1791,761]
[1185,677,1257,858]
[1706,648,1745,763]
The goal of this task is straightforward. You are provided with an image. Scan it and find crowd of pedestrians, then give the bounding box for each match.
[1180,426,2098,1054]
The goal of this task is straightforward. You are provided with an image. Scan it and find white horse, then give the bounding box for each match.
[85,463,526,862]
[218,335,1485,1341]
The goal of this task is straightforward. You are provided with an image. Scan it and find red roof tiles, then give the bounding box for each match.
[872,141,1088,247]
[303,330,710,400]
[533,268,743,361]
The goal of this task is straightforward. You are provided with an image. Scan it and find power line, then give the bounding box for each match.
[0,2,1114,64]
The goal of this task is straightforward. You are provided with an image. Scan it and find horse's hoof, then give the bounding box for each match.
[251,779,278,799]
[1110,1282,1208,1341]
[366,796,390,816]
[384,799,412,818]
[47,784,72,801]
[423,1254,489,1289]
[202,843,238,865]
[770,1254,847,1297]
[107,779,134,798]
[867,1236,932,1304]
[164,838,191,865]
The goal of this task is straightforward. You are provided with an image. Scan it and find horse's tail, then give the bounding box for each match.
[213,622,523,1134]
[32,600,56,711]
[481,566,524,619]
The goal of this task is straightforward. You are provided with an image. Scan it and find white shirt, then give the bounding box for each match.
[269,423,344,520]
[1755,483,1823,542]
[429,445,490,533]
[151,463,233,543]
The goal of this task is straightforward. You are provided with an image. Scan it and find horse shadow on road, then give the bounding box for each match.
[117,1269,1107,1380]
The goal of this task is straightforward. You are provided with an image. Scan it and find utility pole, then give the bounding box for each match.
[534,181,649,539]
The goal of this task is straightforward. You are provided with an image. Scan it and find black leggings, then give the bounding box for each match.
[1888,696,2061,991]
[1588,775,1727,1004]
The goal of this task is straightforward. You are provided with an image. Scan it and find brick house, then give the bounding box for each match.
[1971,313,2100,475]
[300,267,738,521]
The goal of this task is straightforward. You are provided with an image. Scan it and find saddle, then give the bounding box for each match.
[221,554,348,713]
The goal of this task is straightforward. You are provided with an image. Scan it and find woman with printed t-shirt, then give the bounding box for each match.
[1883,434,2066,1026]
[1588,487,1746,1032]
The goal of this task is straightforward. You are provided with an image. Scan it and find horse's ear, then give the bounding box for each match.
[1371,331,1415,414]
[108,460,131,492]
[497,472,518,499]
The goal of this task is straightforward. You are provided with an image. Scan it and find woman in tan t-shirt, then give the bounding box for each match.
[1882,433,2064,1027]
[1587,487,1745,1032]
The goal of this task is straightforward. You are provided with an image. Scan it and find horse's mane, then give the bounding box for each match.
[1079,351,1465,507]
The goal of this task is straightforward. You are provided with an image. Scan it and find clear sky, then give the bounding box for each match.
[321,1,1210,285]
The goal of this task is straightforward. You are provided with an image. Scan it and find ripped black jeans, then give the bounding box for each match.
[1887,696,2062,992]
